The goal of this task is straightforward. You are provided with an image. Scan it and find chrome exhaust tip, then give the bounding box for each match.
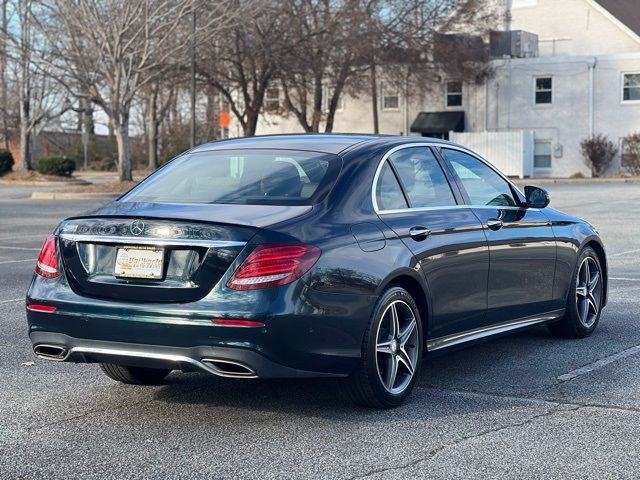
[34,344,68,361]
[201,358,257,378]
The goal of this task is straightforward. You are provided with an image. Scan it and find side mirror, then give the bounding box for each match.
[524,185,550,209]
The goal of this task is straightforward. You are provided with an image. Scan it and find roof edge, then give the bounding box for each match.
[586,0,640,44]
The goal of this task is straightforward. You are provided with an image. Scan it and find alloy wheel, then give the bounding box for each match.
[576,256,601,328]
[375,300,419,394]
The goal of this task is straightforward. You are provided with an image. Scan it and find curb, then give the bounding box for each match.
[512,178,640,185]
[0,179,90,186]
[31,191,119,200]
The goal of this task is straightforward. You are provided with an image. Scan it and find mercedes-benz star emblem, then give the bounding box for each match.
[130,220,145,236]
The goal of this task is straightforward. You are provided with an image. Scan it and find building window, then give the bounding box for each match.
[623,73,640,102]
[535,77,552,104]
[446,81,462,107]
[534,141,552,169]
[381,84,400,110]
[265,87,280,112]
[322,86,345,112]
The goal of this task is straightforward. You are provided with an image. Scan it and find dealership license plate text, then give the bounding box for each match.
[114,247,164,279]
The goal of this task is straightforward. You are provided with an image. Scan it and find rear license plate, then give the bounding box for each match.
[114,246,164,279]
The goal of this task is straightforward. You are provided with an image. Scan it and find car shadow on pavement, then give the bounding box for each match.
[149,325,589,417]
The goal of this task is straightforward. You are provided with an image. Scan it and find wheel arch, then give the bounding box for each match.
[584,239,608,307]
[380,271,430,343]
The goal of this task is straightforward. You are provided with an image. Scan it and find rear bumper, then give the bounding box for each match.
[30,331,338,379]
[26,286,377,378]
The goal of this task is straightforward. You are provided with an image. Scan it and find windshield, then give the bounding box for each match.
[121,149,341,205]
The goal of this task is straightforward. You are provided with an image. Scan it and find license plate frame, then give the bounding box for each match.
[114,246,165,279]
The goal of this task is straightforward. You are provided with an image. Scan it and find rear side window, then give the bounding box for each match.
[121,149,341,205]
[442,149,517,207]
[388,147,456,208]
[375,162,408,211]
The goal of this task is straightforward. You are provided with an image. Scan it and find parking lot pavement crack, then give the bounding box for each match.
[345,405,579,480]
[24,384,209,433]
[424,386,640,415]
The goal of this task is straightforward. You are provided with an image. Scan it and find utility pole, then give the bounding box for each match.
[189,8,196,148]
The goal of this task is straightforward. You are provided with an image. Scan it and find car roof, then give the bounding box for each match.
[191,133,457,156]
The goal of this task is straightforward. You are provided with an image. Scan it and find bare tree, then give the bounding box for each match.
[197,0,286,137]
[9,0,68,170]
[0,0,8,149]
[144,80,175,169]
[43,0,239,181]
[277,0,377,133]
[371,0,500,126]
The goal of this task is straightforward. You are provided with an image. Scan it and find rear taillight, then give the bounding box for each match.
[211,318,265,328]
[27,304,57,313]
[35,235,59,278]
[227,244,321,290]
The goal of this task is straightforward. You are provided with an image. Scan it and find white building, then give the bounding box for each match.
[252,0,640,178]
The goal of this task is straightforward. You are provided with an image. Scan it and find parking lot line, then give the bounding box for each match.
[610,248,640,258]
[0,259,35,265]
[0,234,48,242]
[0,246,40,251]
[557,344,640,382]
[610,277,640,281]
[0,298,24,305]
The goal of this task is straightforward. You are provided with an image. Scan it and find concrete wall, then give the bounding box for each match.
[479,53,640,177]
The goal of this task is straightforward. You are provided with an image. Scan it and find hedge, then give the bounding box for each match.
[0,149,13,176]
[36,156,76,177]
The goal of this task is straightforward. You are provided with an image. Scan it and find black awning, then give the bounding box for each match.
[410,111,465,134]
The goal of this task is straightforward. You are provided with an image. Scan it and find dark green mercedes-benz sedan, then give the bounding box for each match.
[27,134,607,408]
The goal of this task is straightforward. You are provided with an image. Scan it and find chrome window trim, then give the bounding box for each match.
[59,233,246,249]
[372,142,528,215]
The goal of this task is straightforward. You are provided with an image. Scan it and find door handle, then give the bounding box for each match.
[409,226,431,240]
[487,218,503,230]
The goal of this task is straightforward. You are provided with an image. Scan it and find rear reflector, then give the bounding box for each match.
[227,244,321,290]
[211,318,265,328]
[35,235,59,278]
[27,304,57,313]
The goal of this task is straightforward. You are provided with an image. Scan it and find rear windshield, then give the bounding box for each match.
[121,149,341,205]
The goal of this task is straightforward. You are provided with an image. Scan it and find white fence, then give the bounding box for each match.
[449,131,534,178]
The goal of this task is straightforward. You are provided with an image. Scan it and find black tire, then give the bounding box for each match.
[347,286,423,408]
[99,363,171,385]
[547,246,604,339]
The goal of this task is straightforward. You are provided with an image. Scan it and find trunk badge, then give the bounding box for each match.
[130,220,145,236]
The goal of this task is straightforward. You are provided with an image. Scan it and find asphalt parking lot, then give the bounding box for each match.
[2,182,640,479]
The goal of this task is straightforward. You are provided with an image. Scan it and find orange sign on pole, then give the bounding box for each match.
[218,112,231,128]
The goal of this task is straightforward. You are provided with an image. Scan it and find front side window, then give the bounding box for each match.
[623,73,640,102]
[446,81,462,107]
[388,147,457,208]
[534,141,552,169]
[122,150,340,206]
[535,77,552,104]
[375,161,408,211]
[443,149,518,207]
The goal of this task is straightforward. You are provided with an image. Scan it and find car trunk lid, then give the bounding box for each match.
[58,203,312,303]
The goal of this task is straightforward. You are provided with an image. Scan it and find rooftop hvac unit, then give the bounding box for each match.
[490,30,539,58]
